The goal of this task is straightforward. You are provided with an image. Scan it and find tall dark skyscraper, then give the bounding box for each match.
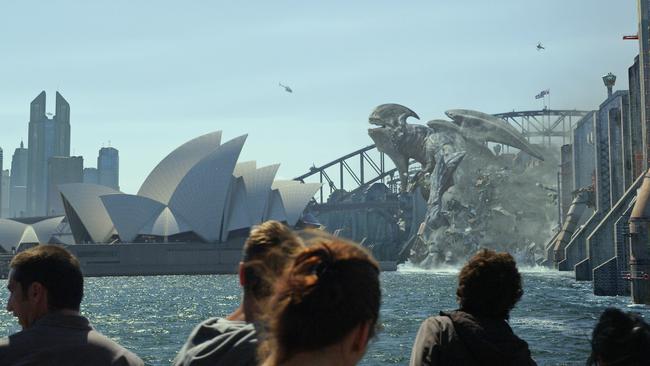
[98,147,119,191]
[0,147,3,217]
[26,91,71,216]
[10,141,28,218]
[1,170,9,218]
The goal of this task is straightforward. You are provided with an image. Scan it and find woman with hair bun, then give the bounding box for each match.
[260,236,381,366]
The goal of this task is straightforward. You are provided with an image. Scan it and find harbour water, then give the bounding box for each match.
[0,266,647,366]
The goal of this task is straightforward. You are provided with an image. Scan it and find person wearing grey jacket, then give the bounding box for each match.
[0,245,143,366]
[173,221,303,366]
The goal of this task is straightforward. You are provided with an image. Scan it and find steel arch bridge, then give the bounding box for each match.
[494,109,590,146]
[295,109,591,204]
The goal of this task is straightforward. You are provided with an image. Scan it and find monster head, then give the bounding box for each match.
[368,103,420,150]
[368,103,420,129]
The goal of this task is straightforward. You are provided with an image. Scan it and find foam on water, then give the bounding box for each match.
[397,260,460,274]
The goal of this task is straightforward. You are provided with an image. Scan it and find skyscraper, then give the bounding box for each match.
[47,156,83,215]
[83,167,99,184]
[639,0,650,169]
[1,170,9,218]
[10,141,28,218]
[26,91,71,216]
[0,147,3,217]
[98,147,119,191]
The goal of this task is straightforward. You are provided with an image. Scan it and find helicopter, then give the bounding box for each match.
[279,82,293,93]
[536,42,545,51]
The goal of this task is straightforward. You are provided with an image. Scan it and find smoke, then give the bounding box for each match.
[413,144,560,267]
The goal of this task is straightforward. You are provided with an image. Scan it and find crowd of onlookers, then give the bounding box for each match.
[0,220,648,365]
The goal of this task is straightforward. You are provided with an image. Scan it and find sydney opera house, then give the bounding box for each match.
[0,131,320,276]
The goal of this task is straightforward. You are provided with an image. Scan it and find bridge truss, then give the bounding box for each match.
[494,109,590,146]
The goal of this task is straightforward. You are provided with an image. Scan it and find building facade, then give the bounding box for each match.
[98,147,119,190]
[83,167,99,184]
[26,91,71,216]
[47,156,83,215]
[638,0,650,169]
[10,142,28,218]
[0,147,3,217]
[0,170,8,218]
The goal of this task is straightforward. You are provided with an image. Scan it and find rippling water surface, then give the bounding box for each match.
[1,266,648,366]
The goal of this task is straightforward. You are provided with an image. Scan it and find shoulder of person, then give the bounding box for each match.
[423,315,455,334]
[410,315,457,366]
[190,317,252,342]
[86,329,144,366]
[0,336,8,354]
[173,317,257,366]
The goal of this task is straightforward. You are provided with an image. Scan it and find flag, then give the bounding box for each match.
[535,89,550,99]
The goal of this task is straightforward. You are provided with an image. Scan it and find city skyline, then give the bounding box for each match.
[0,0,640,194]
[0,91,121,218]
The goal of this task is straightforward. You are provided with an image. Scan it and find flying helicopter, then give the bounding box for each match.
[536,42,545,51]
[279,82,293,93]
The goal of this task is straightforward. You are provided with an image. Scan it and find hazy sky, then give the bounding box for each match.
[0,1,640,194]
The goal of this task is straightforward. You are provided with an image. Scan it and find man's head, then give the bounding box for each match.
[456,249,523,319]
[6,245,83,328]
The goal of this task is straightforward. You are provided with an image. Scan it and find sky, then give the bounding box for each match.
[0,0,641,194]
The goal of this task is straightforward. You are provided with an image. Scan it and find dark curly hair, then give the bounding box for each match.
[456,249,523,319]
[587,308,650,366]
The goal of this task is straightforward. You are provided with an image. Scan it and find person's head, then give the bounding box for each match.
[262,235,381,366]
[457,249,522,319]
[6,245,83,329]
[239,220,303,321]
[588,308,650,366]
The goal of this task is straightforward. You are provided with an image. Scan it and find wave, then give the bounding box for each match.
[518,265,562,274]
[397,261,564,275]
[397,261,460,274]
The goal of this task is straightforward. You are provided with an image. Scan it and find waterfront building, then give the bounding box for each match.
[59,131,319,245]
[83,167,99,184]
[1,170,8,218]
[98,147,119,190]
[47,156,83,215]
[551,63,648,298]
[26,91,71,217]
[10,142,28,218]
[39,131,321,275]
[629,56,645,178]
[0,216,65,253]
[638,0,650,169]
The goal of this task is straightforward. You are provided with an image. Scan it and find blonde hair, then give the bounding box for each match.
[241,220,303,301]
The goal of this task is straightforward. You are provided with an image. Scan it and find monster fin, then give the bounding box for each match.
[445,109,545,161]
[425,119,463,135]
